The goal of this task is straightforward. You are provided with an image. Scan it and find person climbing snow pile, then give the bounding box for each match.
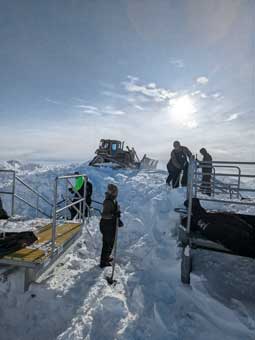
[166,141,192,188]
[69,172,93,219]
[99,183,123,268]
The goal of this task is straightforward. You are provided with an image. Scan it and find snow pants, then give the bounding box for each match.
[100,220,116,265]
[166,168,181,188]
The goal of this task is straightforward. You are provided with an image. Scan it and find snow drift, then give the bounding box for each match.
[0,163,255,340]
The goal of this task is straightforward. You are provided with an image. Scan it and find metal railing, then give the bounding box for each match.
[194,160,255,199]
[0,169,53,218]
[51,174,88,256]
[186,158,255,234]
[0,170,89,265]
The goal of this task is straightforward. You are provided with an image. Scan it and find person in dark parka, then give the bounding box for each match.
[99,183,122,268]
[166,141,192,188]
[0,197,8,220]
[199,148,212,196]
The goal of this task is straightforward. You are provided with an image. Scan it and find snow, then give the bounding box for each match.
[0,162,255,340]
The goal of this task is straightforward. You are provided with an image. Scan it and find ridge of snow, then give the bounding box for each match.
[0,164,255,340]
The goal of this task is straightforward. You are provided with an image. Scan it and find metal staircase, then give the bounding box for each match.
[0,170,88,291]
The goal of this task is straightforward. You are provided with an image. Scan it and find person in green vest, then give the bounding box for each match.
[69,172,93,219]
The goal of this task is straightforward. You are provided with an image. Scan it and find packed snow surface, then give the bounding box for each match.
[0,163,255,340]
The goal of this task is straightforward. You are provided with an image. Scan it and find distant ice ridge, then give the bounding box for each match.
[0,160,84,217]
[0,159,82,176]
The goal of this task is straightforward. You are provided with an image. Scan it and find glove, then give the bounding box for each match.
[118,219,124,227]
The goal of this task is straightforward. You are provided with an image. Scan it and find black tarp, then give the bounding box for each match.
[0,231,37,257]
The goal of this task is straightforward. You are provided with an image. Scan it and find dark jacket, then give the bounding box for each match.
[86,181,93,205]
[100,193,119,229]
[0,198,8,220]
[167,146,192,171]
[201,152,212,175]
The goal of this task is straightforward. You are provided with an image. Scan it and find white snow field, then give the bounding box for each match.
[0,163,255,340]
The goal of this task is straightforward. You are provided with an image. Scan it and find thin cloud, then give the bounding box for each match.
[134,105,144,111]
[75,105,101,115]
[123,77,177,102]
[225,113,240,121]
[190,90,201,96]
[76,103,125,116]
[75,105,98,110]
[170,59,185,68]
[127,75,139,82]
[102,106,125,115]
[101,90,130,102]
[45,98,61,105]
[191,90,223,100]
[186,120,198,129]
[200,93,208,99]
[196,76,209,85]
[211,92,224,100]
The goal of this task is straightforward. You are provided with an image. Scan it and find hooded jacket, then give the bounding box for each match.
[101,192,119,220]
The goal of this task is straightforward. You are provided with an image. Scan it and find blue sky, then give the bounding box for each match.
[0,0,254,161]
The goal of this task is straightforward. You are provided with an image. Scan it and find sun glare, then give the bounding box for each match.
[169,95,197,128]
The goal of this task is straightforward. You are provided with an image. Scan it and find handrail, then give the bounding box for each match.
[0,191,13,195]
[57,174,85,180]
[16,176,53,208]
[185,159,255,245]
[200,161,255,165]
[190,159,255,203]
[0,169,15,173]
[199,197,255,206]
[56,197,85,214]
[15,194,51,218]
[0,169,52,218]
[195,163,242,198]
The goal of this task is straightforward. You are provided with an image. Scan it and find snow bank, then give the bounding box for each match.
[0,163,255,340]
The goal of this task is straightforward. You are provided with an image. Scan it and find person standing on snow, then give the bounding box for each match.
[199,148,212,196]
[0,197,8,219]
[69,172,93,219]
[99,183,123,268]
[166,141,192,188]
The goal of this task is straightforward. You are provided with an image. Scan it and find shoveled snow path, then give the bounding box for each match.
[0,167,255,340]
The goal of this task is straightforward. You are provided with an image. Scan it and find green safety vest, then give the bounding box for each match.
[74,176,84,192]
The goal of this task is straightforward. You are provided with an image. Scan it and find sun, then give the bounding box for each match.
[169,95,197,128]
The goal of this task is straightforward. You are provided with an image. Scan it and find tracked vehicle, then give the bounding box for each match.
[89,139,158,169]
